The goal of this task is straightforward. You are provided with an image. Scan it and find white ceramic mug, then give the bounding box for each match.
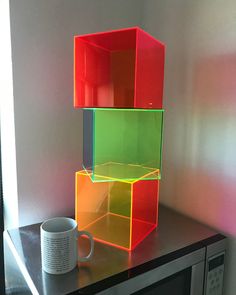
[40,217,94,274]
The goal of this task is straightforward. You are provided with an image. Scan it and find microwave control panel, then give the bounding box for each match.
[206,252,225,295]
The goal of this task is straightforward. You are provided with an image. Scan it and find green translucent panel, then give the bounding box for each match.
[83,109,164,182]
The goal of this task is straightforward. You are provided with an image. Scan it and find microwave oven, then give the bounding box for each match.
[97,237,226,295]
[5,206,226,295]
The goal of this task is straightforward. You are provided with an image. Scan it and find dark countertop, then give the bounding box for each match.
[6,205,225,295]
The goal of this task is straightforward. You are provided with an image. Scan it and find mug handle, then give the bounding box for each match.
[77,230,94,262]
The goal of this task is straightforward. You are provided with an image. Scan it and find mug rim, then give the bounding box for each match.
[41,217,77,234]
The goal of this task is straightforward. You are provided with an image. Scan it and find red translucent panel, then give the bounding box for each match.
[131,179,159,250]
[79,27,136,51]
[135,29,165,109]
[75,170,159,251]
[74,27,165,109]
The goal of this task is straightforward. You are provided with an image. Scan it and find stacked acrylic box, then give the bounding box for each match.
[74,27,165,251]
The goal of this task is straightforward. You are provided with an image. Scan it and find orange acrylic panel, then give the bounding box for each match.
[75,170,159,251]
[74,27,165,109]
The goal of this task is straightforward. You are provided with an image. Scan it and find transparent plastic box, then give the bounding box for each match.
[75,170,159,251]
[74,27,165,109]
[83,108,164,182]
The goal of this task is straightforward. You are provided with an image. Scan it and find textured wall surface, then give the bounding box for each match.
[141,1,236,294]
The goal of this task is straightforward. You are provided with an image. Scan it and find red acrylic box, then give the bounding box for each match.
[74,27,165,109]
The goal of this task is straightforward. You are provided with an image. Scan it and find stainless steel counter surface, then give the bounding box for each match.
[5,205,225,295]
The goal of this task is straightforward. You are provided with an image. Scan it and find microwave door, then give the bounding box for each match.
[98,248,205,295]
[132,262,204,295]
[132,267,192,295]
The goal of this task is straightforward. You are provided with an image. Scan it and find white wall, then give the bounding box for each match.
[0,0,19,229]
[141,1,236,294]
[4,0,143,227]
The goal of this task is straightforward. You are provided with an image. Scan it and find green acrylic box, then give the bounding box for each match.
[83,108,164,182]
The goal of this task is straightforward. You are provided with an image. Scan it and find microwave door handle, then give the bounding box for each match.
[190,261,205,295]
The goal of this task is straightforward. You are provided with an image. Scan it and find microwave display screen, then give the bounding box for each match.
[209,254,224,271]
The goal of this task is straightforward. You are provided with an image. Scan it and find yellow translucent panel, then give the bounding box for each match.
[75,171,131,250]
